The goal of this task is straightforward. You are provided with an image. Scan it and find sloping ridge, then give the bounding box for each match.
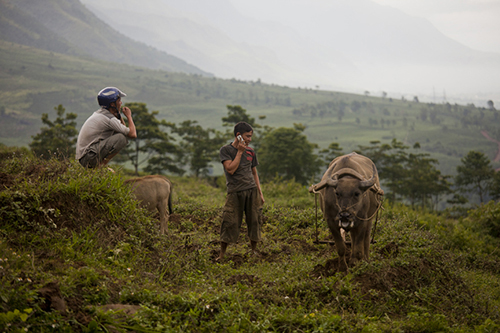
[0,0,84,57]
[0,0,211,76]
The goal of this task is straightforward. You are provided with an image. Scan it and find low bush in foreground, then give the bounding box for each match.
[1,149,500,332]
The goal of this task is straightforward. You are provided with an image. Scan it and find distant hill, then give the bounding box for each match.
[0,0,211,76]
[80,0,500,105]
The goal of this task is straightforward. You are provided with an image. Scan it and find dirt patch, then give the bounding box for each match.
[168,213,182,226]
[288,239,319,253]
[226,253,247,268]
[226,273,260,286]
[377,241,399,258]
[281,245,293,255]
[38,281,67,314]
[66,296,91,326]
[354,257,448,297]
[260,250,281,263]
[212,251,248,268]
[310,257,349,278]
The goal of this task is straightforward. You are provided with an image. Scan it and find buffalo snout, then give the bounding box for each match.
[339,211,350,220]
[337,211,354,231]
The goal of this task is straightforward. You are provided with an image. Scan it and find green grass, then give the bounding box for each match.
[1,146,500,332]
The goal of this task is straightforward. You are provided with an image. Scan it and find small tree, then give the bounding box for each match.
[30,104,78,159]
[318,142,343,168]
[379,140,411,203]
[455,151,494,203]
[488,171,500,201]
[143,139,185,176]
[118,103,180,175]
[258,126,320,185]
[222,105,256,127]
[171,120,225,177]
[404,152,450,209]
[221,104,270,149]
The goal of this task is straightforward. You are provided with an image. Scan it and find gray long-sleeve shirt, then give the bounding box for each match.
[75,108,130,160]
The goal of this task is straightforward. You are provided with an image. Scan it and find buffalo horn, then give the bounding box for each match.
[359,164,377,190]
[308,178,337,192]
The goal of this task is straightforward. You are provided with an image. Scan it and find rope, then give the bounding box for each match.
[314,191,319,243]
[353,193,384,221]
[371,197,384,243]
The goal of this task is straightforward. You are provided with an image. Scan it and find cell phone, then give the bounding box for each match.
[237,135,244,143]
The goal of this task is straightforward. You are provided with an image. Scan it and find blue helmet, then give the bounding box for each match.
[97,87,127,109]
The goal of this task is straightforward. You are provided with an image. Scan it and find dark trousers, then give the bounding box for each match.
[220,187,263,243]
[79,133,128,168]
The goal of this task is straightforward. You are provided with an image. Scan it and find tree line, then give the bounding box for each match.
[29,103,500,210]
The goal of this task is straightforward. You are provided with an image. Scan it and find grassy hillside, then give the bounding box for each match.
[1,147,500,332]
[1,0,208,76]
[0,40,498,176]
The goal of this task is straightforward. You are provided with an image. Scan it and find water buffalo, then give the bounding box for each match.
[124,175,173,234]
[309,153,384,272]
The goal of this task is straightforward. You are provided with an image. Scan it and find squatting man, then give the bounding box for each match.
[217,121,265,260]
[76,87,137,169]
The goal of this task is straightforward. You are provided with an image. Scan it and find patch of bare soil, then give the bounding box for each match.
[38,281,67,314]
[310,256,350,278]
[225,253,247,268]
[377,241,399,258]
[354,256,449,299]
[211,250,249,268]
[259,250,281,263]
[168,213,182,225]
[288,238,320,253]
[226,273,260,286]
[36,280,92,326]
[66,296,91,326]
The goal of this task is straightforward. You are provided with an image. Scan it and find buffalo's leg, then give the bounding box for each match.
[328,219,348,272]
[157,199,169,235]
[350,224,366,266]
[350,219,373,265]
[362,220,372,260]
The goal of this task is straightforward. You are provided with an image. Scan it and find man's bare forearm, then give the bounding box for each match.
[224,151,243,175]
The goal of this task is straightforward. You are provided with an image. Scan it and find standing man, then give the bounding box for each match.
[76,87,137,169]
[217,121,265,260]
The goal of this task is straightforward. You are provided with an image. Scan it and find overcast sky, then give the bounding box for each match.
[370,0,500,53]
[231,0,500,54]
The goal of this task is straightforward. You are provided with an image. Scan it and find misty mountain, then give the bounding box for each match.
[81,0,500,102]
[80,0,340,89]
[0,0,210,76]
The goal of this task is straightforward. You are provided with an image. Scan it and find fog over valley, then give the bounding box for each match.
[81,0,500,107]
